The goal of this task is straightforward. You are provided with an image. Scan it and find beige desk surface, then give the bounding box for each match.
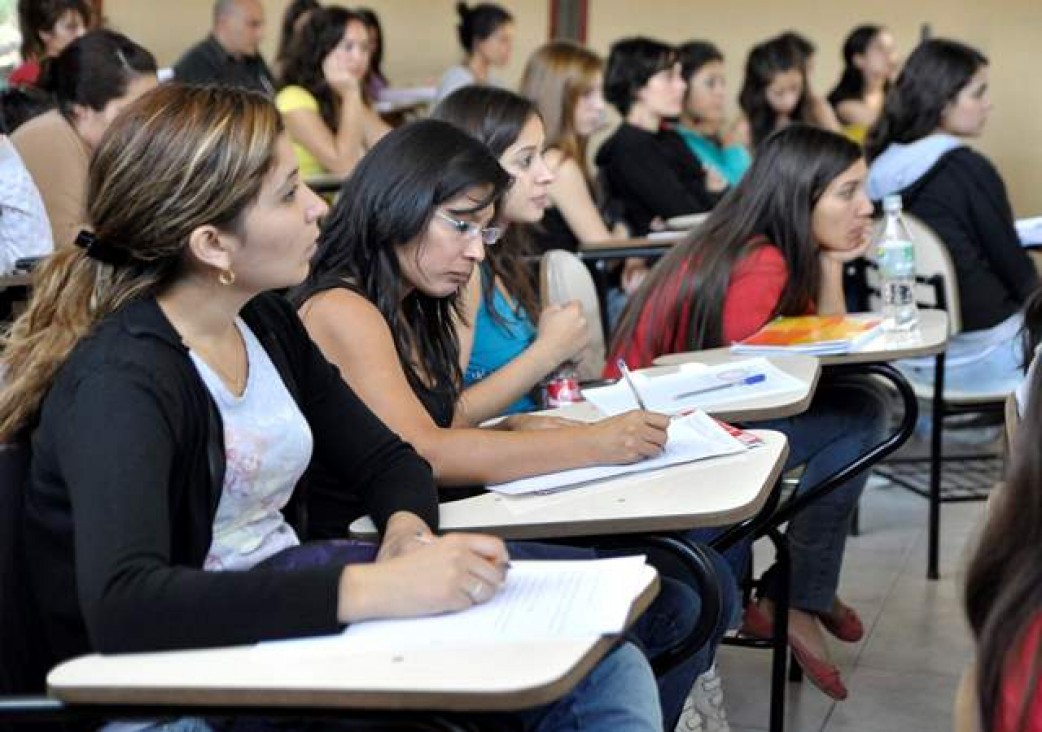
[654,311,949,370]
[579,234,682,252]
[47,572,659,713]
[666,213,710,231]
[644,352,819,422]
[0,271,32,288]
[352,429,788,542]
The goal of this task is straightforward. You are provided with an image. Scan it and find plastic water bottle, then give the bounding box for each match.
[875,195,919,332]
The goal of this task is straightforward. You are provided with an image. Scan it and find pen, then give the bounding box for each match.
[673,373,766,401]
[615,358,648,411]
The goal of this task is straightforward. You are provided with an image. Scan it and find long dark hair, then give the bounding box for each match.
[279,6,369,131]
[39,29,157,124]
[865,38,987,162]
[431,85,542,327]
[610,125,862,356]
[275,0,320,68]
[291,119,511,401]
[965,356,1042,731]
[17,0,89,60]
[355,8,386,84]
[828,25,885,108]
[739,36,811,149]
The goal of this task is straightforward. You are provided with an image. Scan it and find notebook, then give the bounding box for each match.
[731,315,883,355]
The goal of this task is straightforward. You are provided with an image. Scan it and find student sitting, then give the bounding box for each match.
[674,40,751,186]
[866,39,1037,397]
[276,6,390,177]
[11,30,157,250]
[735,34,839,152]
[293,117,734,730]
[9,0,88,86]
[0,135,52,274]
[0,84,663,732]
[596,37,725,237]
[827,25,899,144]
[962,355,1042,732]
[519,41,622,254]
[607,125,891,701]
[173,0,275,96]
[435,2,514,102]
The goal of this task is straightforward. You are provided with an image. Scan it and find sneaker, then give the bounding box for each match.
[676,664,730,732]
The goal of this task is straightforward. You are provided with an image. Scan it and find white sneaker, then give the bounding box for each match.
[676,664,730,732]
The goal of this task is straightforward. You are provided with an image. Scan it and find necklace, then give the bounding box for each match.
[183,326,248,396]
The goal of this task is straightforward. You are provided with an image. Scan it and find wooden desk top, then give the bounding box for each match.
[666,213,710,231]
[645,352,820,422]
[579,233,682,252]
[654,310,949,370]
[48,571,659,713]
[352,429,788,541]
[0,271,32,288]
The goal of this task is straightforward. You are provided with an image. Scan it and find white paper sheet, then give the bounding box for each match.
[583,358,806,416]
[255,557,653,652]
[1017,216,1042,247]
[485,410,747,496]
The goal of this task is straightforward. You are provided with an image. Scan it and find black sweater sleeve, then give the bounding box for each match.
[57,366,345,654]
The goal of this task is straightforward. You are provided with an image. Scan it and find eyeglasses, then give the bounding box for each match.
[434,210,502,246]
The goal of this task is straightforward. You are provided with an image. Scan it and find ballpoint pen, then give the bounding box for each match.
[615,358,648,411]
[673,373,766,401]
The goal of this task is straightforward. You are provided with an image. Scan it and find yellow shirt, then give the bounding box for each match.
[275,85,327,178]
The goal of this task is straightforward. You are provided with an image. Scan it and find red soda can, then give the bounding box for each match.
[542,363,582,408]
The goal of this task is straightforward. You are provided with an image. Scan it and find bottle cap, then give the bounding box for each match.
[882,194,903,213]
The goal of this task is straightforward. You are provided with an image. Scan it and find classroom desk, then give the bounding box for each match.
[45,571,659,719]
[665,213,709,231]
[352,430,788,541]
[304,173,345,196]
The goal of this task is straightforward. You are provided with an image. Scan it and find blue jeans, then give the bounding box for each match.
[691,375,890,615]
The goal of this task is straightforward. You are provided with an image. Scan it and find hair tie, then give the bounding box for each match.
[75,230,130,267]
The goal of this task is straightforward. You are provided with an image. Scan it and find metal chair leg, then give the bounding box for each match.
[928,352,946,581]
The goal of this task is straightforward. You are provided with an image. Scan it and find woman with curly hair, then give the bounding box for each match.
[276,5,389,177]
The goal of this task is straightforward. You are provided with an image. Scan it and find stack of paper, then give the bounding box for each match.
[485,410,748,496]
[257,557,655,651]
[1017,216,1042,247]
[582,357,806,415]
[731,315,883,355]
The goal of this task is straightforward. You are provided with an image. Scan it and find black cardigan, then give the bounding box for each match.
[899,147,1038,332]
[595,123,722,236]
[24,293,438,667]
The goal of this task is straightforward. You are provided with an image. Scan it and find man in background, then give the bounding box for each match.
[173,0,273,96]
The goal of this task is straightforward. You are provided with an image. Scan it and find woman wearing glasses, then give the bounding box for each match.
[292,118,668,520]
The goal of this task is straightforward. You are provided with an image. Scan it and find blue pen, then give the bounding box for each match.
[673,373,766,401]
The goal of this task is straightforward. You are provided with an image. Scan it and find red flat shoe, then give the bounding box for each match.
[819,599,864,643]
[788,632,849,701]
[740,601,849,701]
[739,600,773,640]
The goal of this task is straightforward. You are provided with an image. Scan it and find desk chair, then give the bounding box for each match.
[540,249,606,380]
[0,443,487,732]
[856,214,1008,580]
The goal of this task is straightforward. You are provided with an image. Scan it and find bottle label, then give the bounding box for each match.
[877,239,915,278]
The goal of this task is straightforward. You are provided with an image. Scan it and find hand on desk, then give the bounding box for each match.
[340,533,510,623]
[581,410,670,465]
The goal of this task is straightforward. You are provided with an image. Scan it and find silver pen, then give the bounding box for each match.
[615,358,648,411]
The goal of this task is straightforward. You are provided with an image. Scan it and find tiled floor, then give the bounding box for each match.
[718,474,987,732]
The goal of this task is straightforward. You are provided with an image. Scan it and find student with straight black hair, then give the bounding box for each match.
[277,5,390,177]
[10,0,89,86]
[828,25,898,143]
[866,38,1037,398]
[608,124,891,702]
[11,29,157,250]
[435,2,514,102]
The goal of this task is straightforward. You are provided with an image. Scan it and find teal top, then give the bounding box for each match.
[464,268,538,414]
[674,126,751,186]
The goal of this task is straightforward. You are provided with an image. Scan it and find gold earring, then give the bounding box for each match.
[218,269,236,286]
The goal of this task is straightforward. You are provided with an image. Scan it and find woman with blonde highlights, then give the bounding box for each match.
[3,84,665,732]
[520,40,620,253]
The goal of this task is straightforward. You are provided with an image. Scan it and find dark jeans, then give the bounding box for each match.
[690,374,890,616]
